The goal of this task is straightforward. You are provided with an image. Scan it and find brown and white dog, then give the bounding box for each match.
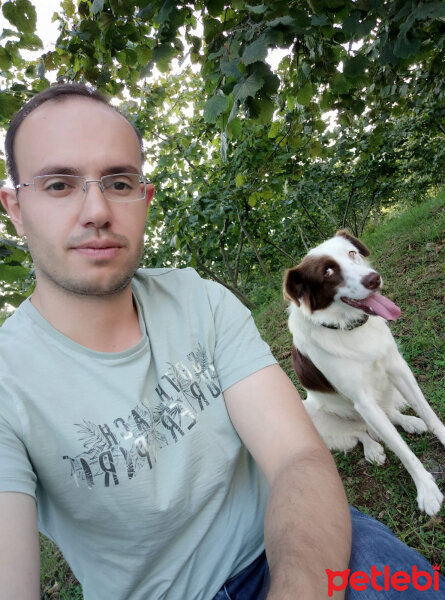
[284,230,445,515]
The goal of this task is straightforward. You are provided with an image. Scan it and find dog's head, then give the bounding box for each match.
[284,230,401,323]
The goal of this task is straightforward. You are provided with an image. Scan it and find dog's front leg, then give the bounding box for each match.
[353,395,444,516]
[389,355,445,446]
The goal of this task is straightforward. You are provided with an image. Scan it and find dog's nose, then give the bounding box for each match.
[362,271,381,290]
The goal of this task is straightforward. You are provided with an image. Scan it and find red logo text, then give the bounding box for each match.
[326,564,441,597]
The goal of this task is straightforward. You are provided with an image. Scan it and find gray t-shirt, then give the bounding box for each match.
[0,268,276,600]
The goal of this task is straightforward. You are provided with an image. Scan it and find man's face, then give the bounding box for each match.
[3,97,153,298]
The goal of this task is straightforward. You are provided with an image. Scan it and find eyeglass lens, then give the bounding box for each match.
[33,173,146,202]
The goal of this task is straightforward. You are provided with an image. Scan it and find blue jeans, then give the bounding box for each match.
[212,507,444,599]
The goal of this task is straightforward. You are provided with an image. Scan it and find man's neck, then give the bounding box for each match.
[30,283,142,353]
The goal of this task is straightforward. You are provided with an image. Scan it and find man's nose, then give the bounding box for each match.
[78,180,113,229]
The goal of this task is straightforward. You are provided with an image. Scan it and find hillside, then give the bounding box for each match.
[254,190,445,564]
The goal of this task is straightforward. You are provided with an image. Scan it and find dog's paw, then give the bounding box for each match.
[398,415,428,434]
[417,476,444,516]
[363,439,386,465]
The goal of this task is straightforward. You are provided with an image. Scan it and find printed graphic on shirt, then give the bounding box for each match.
[62,344,222,488]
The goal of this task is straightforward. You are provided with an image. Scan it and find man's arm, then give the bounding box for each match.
[224,364,351,600]
[0,492,40,600]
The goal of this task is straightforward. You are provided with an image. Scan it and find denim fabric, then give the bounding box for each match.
[212,507,445,599]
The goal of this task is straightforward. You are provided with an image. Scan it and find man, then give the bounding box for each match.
[0,84,441,600]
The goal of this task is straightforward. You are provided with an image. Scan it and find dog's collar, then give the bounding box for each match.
[321,314,369,331]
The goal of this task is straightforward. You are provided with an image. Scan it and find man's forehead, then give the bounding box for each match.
[17,95,128,130]
[14,96,142,175]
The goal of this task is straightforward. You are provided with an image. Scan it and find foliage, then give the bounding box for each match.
[1,0,445,305]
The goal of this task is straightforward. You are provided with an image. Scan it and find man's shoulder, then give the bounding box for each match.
[132,267,226,308]
[134,266,201,281]
[132,267,209,292]
[0,301,29,336]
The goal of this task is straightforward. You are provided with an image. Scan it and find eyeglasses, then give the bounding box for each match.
[15,173,148,203]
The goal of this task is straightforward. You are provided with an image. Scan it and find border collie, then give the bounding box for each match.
[284,230,445,516]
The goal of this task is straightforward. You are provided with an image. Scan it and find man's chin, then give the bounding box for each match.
[38,267,138,299]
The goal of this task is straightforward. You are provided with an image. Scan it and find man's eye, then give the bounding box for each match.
[48,181,69,191]
[112,181,131,190]
[41,178,77,195]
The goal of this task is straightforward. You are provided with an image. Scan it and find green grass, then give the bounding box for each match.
[40,535,82,599]
[40,192,445,596]
[255,190,445,565]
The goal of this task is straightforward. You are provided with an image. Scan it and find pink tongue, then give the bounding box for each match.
[361,293,401,321]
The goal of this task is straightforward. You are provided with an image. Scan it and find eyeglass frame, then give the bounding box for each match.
[14,172,150,203]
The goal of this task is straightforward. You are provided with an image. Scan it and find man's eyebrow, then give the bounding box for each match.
[35,167,82,177]
[101,165,141,176]
[33,166,141,178]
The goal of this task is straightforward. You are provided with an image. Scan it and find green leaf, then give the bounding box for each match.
[311,14,329,26]
[408,2,445,27]
[343,54,370,78]
[242,35,269,66]
[91,0,104,14]
[136,45,152,64]
[267,16,294,28]
[0,47,12,70]
[61,0,76,18]
[0,264,29,283]
[37,59,45,79]
[309,141,322,157]
[203,94,230,123]
[235,173,245,187]
[227,117,242,138]
[250,98,274,123]
[330,72,351,95]
[203,17,223,42]
[246,4,267,14]
[220,58,241,79]
[98,12,115,33]
[248,191,260,207]
[19,32,43,50]
[268,121,281,138]
[0,91,22,120]
[2,0,37,34]
[296,81,313,106]
[1,292,28,308]
[394,34,421,59]
[154,0,176,24]
[152,44,176,70]
[232,73,264,102]
[287,95,296,111]
[206,0,225,17]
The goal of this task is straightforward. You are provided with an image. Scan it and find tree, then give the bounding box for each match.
[1,0,444,311]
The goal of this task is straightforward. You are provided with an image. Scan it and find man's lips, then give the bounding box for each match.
[71,240,124,260]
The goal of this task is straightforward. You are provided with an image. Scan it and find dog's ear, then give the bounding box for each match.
[335,229,370,257]
[283,267,305,305]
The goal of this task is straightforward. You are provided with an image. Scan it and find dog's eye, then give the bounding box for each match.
[349,250,357,259]
[325,267,335,277]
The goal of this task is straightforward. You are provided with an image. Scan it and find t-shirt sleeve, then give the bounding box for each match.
[204,280,277,392]
[0,386,37,497]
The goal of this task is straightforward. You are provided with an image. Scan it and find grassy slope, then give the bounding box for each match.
[40,192,445,597]
[255,190,445,564]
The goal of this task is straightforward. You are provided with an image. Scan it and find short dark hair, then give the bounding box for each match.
[5,83,144,186]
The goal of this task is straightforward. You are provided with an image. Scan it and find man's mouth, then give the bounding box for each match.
[72,240,123,260]
[341,293,401,321]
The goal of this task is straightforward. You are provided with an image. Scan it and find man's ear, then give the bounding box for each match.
[145,183,155,207]
[0,187,25,236]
